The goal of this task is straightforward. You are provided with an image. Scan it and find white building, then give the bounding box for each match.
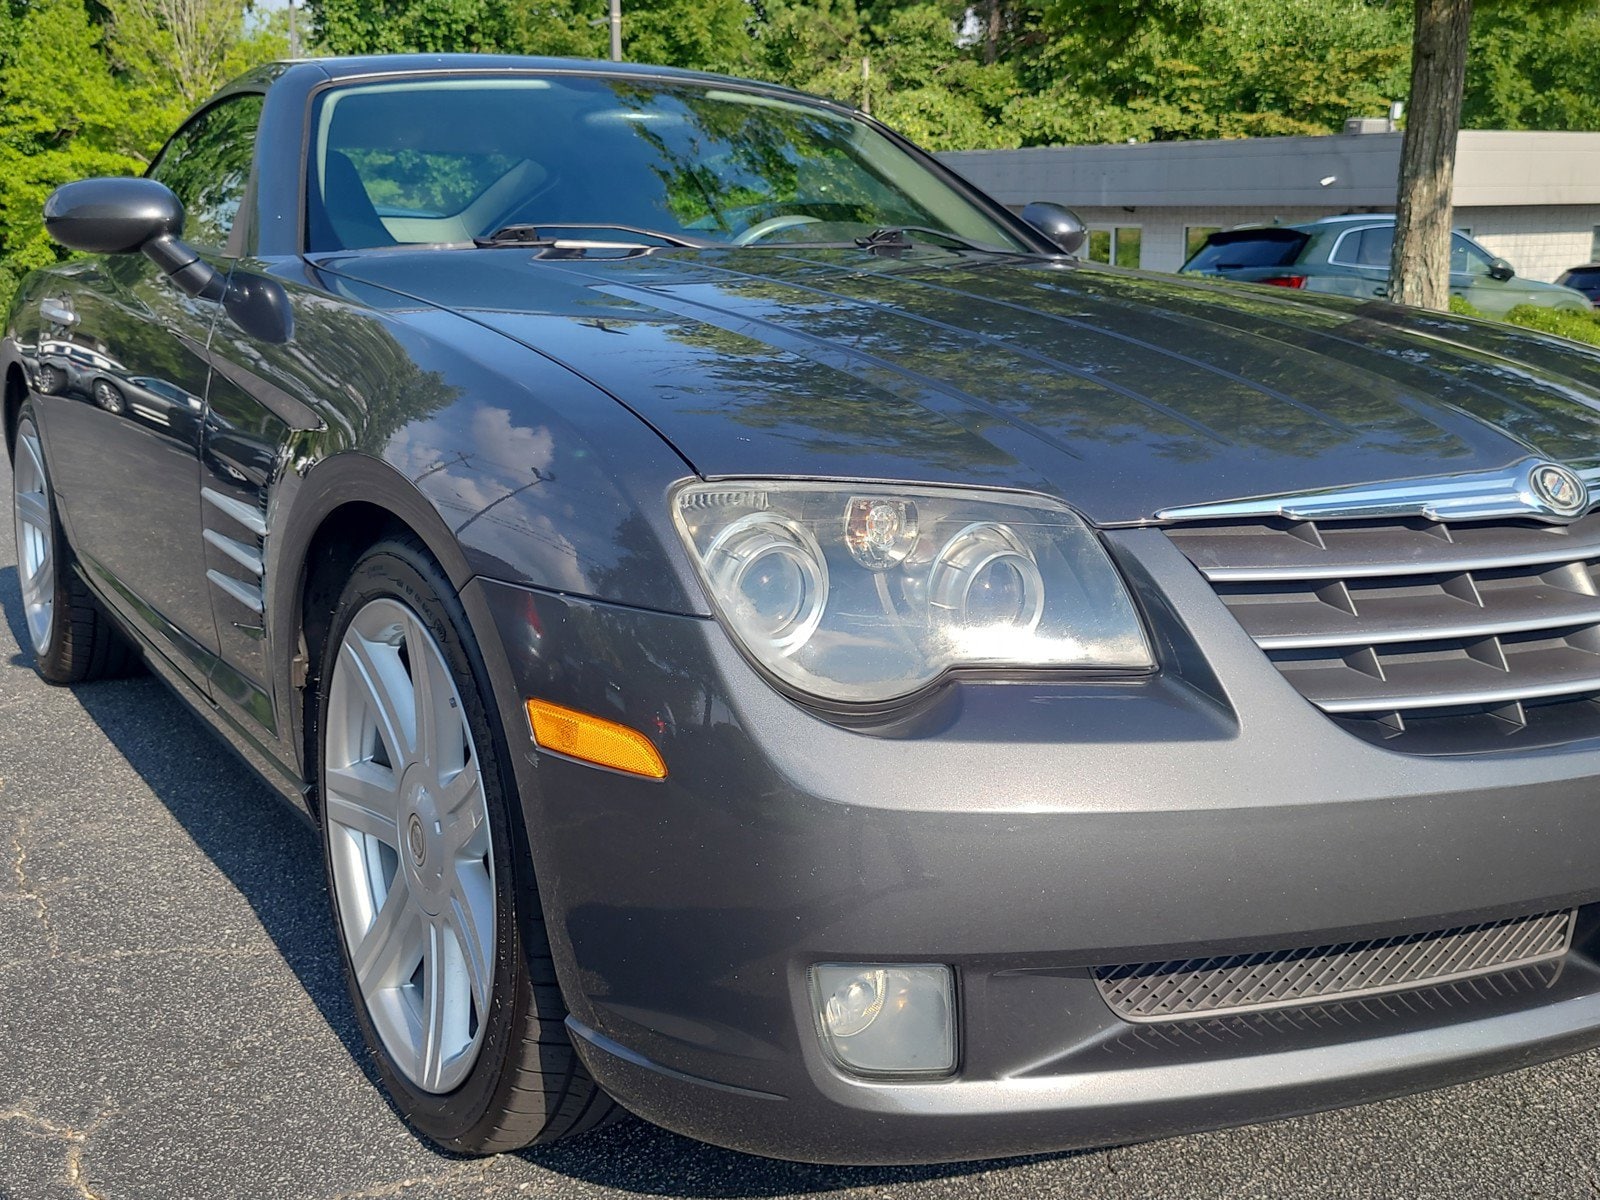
[940,129,1600,282]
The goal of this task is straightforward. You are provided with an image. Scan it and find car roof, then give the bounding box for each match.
[218,54,841,111]
[1301,213,1396,226]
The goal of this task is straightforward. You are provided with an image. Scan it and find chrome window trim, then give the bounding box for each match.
[1326,223,1390,270]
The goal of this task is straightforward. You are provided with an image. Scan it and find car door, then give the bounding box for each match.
[30,97,262,689]
[1323,223,1393,300]
[1449,233,1518,315]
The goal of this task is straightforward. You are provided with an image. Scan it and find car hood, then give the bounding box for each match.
[323,247,1600,524]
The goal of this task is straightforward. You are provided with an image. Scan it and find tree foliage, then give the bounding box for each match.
[0,0,282,315]
[1463,2,1600,130]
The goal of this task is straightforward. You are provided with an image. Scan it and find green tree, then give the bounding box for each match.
[0,0,144,310]
[0,0,283,318]
[107,0,288,152]
[1463,2,1600,130]
[1010,0,1409,145]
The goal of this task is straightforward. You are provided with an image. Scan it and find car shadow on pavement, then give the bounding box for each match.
[517,1118,1081,1198]
[0,567,383,1085]
[0,564,1080,1197]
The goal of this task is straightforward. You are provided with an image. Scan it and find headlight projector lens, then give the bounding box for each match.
[844,496,919,570]
[706,513,828,653]
[929,522,1045,631]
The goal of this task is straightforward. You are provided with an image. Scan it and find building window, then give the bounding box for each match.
[1087,226,1142,267]
[1114,226,1142,268]
[1592,225,1600,262]
[1185,226,1222,261]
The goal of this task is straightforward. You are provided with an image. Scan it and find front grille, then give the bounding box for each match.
[1093,910,1574,1022]
[1167,513,1600,752]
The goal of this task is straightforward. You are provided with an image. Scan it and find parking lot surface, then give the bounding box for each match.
[3,452,1600,1199]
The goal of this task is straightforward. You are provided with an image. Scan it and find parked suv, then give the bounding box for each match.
[1182,215,1591,314]
[1556,264,1600,308]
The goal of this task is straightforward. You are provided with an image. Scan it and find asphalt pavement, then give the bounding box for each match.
[3,450,1600,1200]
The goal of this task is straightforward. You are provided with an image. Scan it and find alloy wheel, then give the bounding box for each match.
[324,597,496,1094]
[93,380,124,414]
[12,420,55,655]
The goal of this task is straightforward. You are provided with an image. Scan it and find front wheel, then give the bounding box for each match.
[316,535,616,1152]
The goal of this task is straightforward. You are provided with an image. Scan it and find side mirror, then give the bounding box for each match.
[44,177,223,301]
[1021,201,1088,255]
[1489,257,1516,282]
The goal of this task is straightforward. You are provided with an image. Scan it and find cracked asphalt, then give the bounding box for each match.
[6,452,1600,1199]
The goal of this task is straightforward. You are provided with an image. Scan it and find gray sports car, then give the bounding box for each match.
[9,54,1600,1165]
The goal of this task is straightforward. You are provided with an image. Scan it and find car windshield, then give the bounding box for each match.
[1183,229,1308,272]
[305,75,1027,254]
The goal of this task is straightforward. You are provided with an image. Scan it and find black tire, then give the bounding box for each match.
[10,401,139,684]
[314,534,618,1153]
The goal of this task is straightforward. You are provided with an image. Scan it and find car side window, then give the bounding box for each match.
[147,93,265,254]
[1451,234,1494,277]
[1337,225,1394,268]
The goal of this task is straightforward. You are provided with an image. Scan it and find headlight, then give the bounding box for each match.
[672,482,1152,704]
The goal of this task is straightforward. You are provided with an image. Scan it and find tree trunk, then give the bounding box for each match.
[1389,0,1473,311]
[985,0,1002,66]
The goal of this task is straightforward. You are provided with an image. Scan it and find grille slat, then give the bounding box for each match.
[1282,642,1600,713]
[1094,911,1574,1022]
[1167,513,1600,752]
[1246,586,1600,650]
[1175,516,1600,581]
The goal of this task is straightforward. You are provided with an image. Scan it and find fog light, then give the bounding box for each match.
[810,963,956,1076]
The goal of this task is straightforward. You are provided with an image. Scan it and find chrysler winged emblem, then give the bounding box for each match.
[1157,458,1599,526]
[1528,463,1587,518]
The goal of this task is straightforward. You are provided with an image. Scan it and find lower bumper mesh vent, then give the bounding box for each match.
[1094,910,1574,1022]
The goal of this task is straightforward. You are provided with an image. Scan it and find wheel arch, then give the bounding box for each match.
[273,451,488,813]
[4,358,27,460]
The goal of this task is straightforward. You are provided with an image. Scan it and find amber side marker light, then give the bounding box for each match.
[526,699,667,779]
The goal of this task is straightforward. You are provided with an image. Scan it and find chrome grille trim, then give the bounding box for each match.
[1167,512,1600,748]
[1206,541,1600,582]
[1315,674,1600,714]
[1094,910,1574,1022]
[1155,461,1600,526]
[1253,601,1600,650]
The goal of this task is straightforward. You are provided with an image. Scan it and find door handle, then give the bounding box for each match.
[39,300,77,326]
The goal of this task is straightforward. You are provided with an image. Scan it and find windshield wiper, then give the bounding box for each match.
[853,226,992,253]
[475,223,712,250]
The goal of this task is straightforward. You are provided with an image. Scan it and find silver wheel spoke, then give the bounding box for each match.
[447,873,494,1013]
[353,883,425,994]
[420,923,454,1091]
[14,490,49,535]
[441,789,486,857]
[438,764,480,815]
[405,611,463,782]
[325,595,495,1095]
[324,761,402,844]
[339,632,417,767]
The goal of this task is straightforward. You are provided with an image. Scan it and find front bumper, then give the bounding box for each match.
[463,527,1600,1164]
